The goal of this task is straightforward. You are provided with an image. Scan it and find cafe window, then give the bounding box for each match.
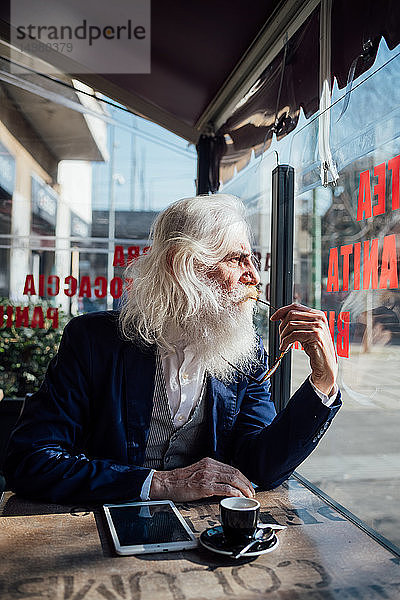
[219,8,400,550]
[290,38,400,549]
[0,64,196,399]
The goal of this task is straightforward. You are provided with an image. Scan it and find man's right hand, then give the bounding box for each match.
[149,457,255,502]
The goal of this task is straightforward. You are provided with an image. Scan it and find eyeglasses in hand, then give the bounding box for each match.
[221,293,292,385]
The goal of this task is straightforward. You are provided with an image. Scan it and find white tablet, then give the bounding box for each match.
[103,500,198,555]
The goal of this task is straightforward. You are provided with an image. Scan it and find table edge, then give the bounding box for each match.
[293,472,400,559]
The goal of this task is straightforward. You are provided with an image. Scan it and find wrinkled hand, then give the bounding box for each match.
[149,457,255,502]
[270,303,338,396]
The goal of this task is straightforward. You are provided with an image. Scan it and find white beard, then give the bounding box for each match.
[164,279,260,383]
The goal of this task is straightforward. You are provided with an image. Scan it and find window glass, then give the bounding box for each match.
[221,38,400,549]
[0,68,196,399]
[289,39,400,548]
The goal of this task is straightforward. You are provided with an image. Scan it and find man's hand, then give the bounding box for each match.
[149,457,255,502]
[271,303,338,396]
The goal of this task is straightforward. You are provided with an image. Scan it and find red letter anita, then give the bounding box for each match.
[327,248,339,292]
[340,245,353,291]
[357,170,372,221]
[379,234,398,289]
[362,239,379,290]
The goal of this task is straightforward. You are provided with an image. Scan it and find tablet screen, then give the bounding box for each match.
[108,503,193,546]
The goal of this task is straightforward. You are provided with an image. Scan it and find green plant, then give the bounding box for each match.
[0,298,68,398]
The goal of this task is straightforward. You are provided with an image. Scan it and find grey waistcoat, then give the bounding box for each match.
[143,348,208,470]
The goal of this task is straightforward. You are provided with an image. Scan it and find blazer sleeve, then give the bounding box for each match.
[4,317,152,504]
[229,344,342,489]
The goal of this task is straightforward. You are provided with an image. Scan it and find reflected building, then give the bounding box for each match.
[0,77,107,307]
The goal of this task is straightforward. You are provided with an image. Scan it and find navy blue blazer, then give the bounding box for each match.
[4,311,341,504]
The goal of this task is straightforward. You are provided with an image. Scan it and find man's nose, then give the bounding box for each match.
[240,262,260,286]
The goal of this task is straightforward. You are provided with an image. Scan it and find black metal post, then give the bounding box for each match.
[196,133,226,195]
[269,164,294,412]
[196,134,212,195]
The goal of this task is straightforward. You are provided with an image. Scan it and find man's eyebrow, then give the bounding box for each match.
[224,251,251,260]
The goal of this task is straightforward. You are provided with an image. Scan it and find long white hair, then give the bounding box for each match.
[119,194,257,372]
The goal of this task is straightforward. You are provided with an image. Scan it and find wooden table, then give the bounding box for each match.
[1,475,399,600]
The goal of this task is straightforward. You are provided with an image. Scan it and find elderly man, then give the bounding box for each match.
[5,195,340,504]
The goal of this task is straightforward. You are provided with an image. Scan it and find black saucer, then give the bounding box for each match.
[199,526,279,557]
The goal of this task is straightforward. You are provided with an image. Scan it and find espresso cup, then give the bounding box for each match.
[220,497,260,545]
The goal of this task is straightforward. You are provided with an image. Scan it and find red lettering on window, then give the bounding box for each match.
[326,311,335,344]
[337,312,350,358]
[379,234,398,289]
[23,275,36,295]
[46,307,59,328]
[340,245,353,291]
[38,274,45,297]
[354,242,361,290]
[363,239,379,290]
[372,163,385,216]
[388,154,400,211]
[15,306,29,328]
[5,306,13,327]
[64,275,77,297]
[78,276,92,298]
[113,245,125,267]
[357,170,372,221]
[327,248,339,292]
[47,275,60,296]
[94,276,107,298]
[127,246,140,264]
[110,277,123,299]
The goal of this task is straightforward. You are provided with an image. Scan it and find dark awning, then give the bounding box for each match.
[0,0,399,163]
[0,0,281,143]
[218,0,400,182]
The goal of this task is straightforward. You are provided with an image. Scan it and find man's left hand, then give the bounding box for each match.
[270,303,338,396]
